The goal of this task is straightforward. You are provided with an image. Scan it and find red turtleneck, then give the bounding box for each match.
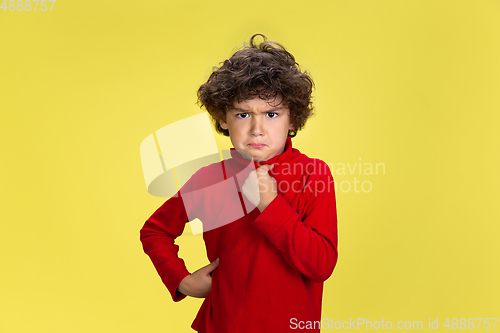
[140,136,338,333]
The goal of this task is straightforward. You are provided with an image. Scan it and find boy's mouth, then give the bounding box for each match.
[248,143,266,149]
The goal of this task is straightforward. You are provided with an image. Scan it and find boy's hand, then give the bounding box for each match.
[242,164,277,212]
[178,258,219,298]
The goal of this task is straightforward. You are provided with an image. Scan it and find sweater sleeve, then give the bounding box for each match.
[139,190,191,302]
[250,159,338,283]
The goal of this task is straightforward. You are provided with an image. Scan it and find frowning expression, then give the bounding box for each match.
[219,96,294,162]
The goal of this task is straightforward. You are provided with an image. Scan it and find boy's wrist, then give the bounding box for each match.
[177,274,193,296]
[257,193,278,212]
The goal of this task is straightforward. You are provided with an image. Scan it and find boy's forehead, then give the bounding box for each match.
[230,95,287,111]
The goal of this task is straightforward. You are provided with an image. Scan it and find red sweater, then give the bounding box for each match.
[140,136,338,332]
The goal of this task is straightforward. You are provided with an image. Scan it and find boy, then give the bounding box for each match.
[140,34,338,332]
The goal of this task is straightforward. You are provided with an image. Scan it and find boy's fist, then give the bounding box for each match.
[178,258,219,298]
[242,164,277,212]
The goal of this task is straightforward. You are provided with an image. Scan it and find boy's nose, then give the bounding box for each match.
[250,118,264,136]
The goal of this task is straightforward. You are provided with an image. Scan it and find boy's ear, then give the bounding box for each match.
[287,108,294,131]
[219,117,228,130]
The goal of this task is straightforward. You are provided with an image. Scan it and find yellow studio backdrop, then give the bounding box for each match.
[1,0,499,332]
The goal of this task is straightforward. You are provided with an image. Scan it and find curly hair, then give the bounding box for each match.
[197,33,315,138]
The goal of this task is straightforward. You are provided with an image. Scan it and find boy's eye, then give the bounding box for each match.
[236,113,249,119]
[267,112,278,118]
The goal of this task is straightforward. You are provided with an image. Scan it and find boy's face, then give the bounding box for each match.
[219,95,294,162]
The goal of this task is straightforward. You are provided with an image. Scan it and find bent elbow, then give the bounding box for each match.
[308,247,338,283]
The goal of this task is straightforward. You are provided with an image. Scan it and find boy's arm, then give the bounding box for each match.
[139,192,191,302]
[250,159,338,283]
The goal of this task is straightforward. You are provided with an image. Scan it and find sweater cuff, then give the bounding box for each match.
[161,260,190,302]
[251,194,298,240]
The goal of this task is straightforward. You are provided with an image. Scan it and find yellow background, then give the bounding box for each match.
[1,0,499,332]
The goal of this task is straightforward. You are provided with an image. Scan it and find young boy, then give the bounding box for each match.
[140,34,338,332]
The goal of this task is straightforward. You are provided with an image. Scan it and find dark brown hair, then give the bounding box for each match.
[197,33,315,137]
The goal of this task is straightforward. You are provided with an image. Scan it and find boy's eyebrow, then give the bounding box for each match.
[230,107,285,113]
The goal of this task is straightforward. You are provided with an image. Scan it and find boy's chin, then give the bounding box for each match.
[235,147,278,162]
[239,151,268,162]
